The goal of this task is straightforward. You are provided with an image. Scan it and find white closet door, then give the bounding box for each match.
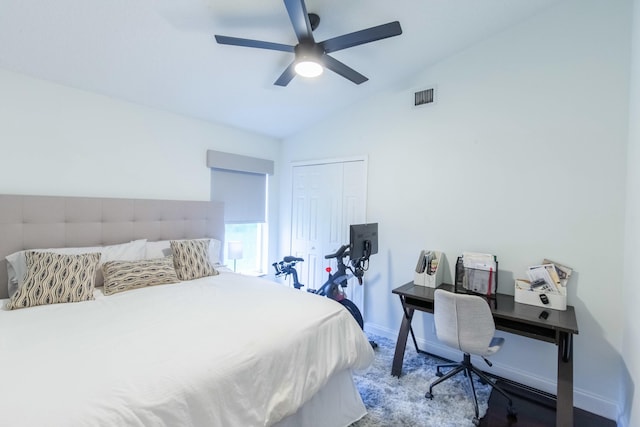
[290,160,366,314]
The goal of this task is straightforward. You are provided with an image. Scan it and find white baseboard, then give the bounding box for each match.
[364,322,620,423]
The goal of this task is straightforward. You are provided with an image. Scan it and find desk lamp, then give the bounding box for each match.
[228,241,243,273]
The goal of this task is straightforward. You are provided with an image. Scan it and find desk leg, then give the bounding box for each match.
[557,332,574,426]
[392,302,414,377]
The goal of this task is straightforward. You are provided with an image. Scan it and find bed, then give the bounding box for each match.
[0,195,374,427]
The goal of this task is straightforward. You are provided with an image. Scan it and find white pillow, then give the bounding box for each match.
[145,239,222,266]
[143,240,173,259]
[5,239,147,298]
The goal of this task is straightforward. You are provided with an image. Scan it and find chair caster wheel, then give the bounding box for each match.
[472,417,480,426]
[425,392,433,399]
[435,371,443,377]
[507,406,518,420]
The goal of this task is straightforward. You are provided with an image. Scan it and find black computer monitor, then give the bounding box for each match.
[349,223,378,261]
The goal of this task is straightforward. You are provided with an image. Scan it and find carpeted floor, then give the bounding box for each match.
[351,335,491,427]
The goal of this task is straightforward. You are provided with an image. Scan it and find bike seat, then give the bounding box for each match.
[283,256,304,263]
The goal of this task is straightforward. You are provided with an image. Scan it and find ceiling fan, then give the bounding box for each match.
[214,0,402,86]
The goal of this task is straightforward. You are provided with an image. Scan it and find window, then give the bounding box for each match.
[207,150,273,274]
[224,223,266,274]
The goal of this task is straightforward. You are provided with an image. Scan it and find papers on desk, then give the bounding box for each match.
[455,252,498,296]
[413,250,444,288]
[515,259,573,311]
[542,259,573,286]
[526,264,562,294]
[524,260,573,295]
[462,252,496,271]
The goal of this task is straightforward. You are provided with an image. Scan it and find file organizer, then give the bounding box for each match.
[454,255,498,297]
[413,250,444,288]
[514,279,567,310]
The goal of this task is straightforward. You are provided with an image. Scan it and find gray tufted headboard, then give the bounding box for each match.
[0,194,225,299]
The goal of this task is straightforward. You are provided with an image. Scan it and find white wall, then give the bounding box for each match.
[621,0,640,425]
[0,68,281,265]
[279,0,631,420]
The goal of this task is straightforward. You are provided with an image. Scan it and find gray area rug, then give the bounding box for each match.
[351,335,491,427]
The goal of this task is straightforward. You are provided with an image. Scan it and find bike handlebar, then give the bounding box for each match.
[324,245,350,260]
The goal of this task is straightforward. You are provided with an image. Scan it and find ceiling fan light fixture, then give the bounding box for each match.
[294,59,323,78]
[215,0,403,86]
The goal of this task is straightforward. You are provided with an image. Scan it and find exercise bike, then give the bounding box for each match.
[272,244,369,330]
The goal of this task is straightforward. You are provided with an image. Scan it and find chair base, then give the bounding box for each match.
[425,353,517,424]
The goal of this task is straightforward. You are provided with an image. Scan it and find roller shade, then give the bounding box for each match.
[208,150,273,224]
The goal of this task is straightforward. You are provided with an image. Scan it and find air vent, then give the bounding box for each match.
[414,88,434,106]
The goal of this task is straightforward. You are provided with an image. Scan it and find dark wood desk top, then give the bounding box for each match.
[392,281,579,426]
[393,282,579,340]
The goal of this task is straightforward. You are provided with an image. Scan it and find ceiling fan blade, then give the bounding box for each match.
[283,0,315,43]
[215,35,294,53]
[321,21,402,53]
[274,62,297,86]
[321,55,368,85]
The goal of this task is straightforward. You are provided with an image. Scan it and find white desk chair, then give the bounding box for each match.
[426,289,517,426]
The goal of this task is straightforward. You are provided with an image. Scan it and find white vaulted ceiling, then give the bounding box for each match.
[0,0,564,138]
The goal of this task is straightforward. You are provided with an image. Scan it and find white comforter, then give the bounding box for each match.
[0,272,374,427]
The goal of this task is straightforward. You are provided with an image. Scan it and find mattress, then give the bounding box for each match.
[0,272,374,426]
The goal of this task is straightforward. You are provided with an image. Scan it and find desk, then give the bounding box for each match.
[392,282,579,427]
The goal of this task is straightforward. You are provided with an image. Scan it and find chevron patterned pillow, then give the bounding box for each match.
[6,251,100,310]
[170,239,219,281]
[102,257,180,296]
